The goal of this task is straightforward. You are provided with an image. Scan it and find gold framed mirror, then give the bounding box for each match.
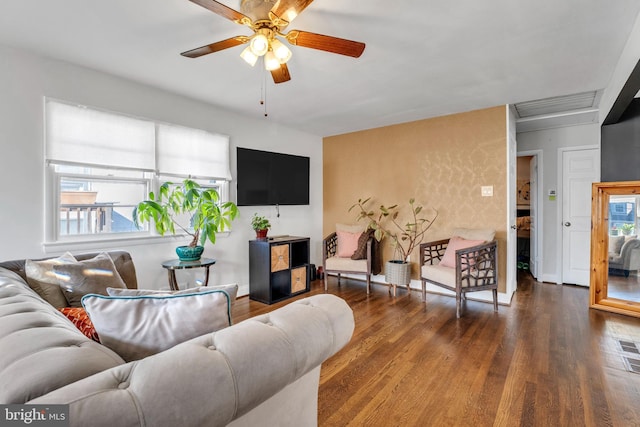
[591,181,640,318]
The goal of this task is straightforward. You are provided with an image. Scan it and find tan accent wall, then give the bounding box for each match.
[323,105,508,292]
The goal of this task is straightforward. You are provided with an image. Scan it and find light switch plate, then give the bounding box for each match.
[481,186,493,197]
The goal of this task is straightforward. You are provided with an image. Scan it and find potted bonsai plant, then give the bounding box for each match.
[133,179,239,261]
[251,213,271,239]
[350,197,438,288]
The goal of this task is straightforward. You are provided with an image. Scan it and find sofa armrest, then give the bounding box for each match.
[420,238,450,266]
[323,232,338,263]
[30,294,354,427]
[455,240,498,287]
[627,248,640,270]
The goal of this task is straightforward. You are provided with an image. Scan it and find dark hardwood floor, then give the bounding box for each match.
[233,272,640,426]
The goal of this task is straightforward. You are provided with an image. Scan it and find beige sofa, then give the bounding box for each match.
[608,235,640,277]
[0,252,354,427]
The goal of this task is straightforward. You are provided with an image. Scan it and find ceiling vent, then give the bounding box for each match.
[514,91,599,118]
[514,90,602,133]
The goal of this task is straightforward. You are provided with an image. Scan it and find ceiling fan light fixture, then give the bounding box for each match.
[282,8,298,23]
[249,33,269,56]
[270,38,292,64]
[264,50,281,71]
[240,46,258,66]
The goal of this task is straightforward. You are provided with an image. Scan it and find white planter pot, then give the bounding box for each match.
[384,260,411,286]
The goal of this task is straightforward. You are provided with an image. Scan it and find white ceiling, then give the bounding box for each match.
[0,0,639,136]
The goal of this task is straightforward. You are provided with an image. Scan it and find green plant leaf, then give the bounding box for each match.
[133,178,238,247]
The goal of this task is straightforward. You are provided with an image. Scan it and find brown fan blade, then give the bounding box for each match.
[270,0,315,24]
[188,0,251,25]
[270,63,292,84]
[181,36,249,58]
[285,30,365,58]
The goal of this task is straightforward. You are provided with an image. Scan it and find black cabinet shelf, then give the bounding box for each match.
[249,236,310,304]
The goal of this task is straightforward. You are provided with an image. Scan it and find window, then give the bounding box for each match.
[45,99,231,244]
[609,197,637,234]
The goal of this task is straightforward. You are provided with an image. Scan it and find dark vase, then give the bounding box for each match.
[255,229,268,240]
[176,245,204,261]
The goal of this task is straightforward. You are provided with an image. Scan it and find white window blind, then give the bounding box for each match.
[46,100,156,170]
[157,123,231,180]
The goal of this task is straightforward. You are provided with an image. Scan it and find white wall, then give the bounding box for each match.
[516,123,600,283]
[0,44,323,295]
[600,11,640,121]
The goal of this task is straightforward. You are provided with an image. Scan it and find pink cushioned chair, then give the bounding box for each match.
[322,224,375,294]
[419,228,498,318]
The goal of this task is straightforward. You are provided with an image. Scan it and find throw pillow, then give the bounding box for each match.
[335,223,365,234]
[54,252,127,308]
[59,307,100,342]
[106,283,239,319]
[609,235,625,254]
[25,252,77,309]
[82,290,232,362]
[351,229,374,260]
[439,236,485,268]
[337,230,362,258]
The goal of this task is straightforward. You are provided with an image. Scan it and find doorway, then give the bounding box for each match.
[516,152,541,281]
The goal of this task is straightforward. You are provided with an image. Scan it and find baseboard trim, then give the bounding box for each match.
[327,273,514,306]
[541,274,560,284]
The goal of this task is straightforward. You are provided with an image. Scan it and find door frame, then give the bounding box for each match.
[556,145,600,285]
[517,150,543,281]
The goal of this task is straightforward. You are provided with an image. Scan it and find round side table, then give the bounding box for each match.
[161,258,216,291]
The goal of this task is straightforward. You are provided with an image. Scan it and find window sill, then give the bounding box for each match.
[42,232,231,254]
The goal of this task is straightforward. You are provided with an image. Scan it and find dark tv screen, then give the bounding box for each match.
[236,147,310,206]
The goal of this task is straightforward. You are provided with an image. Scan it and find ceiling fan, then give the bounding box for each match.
[181,0,366,84]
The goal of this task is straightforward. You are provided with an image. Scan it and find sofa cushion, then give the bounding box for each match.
[54,253,127,307]
[335,223,365,234]
[422,264,494,288]
[422,264,456,287]
[325,256,368,273]
[439,236,485,268]
[609,235,625,255]
[451,228,495,242]
[25,252,77,309]
[106,283,239,319]
[0,268,124,404]
[82,289,232,362]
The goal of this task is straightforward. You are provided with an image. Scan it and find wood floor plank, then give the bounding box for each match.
[232,272,640,426]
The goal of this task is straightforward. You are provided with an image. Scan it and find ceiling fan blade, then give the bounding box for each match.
[188,0,251,25]
[285,30,365,58]
[181,36,248,58]
[270,0,315,24]
[271,63,292,84]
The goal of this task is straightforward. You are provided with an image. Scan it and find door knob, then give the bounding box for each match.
[511,225,517,230]
[564,222,571,227]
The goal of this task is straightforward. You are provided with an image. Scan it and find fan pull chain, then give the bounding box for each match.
[260,60,268,117]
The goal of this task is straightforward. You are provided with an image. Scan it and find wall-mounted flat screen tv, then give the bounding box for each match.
[236,147,310,206]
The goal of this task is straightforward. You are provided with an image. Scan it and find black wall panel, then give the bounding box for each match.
[601,98,640,182]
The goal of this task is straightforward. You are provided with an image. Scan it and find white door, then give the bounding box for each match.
[529,155,538,279]
[561,148,599,286]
